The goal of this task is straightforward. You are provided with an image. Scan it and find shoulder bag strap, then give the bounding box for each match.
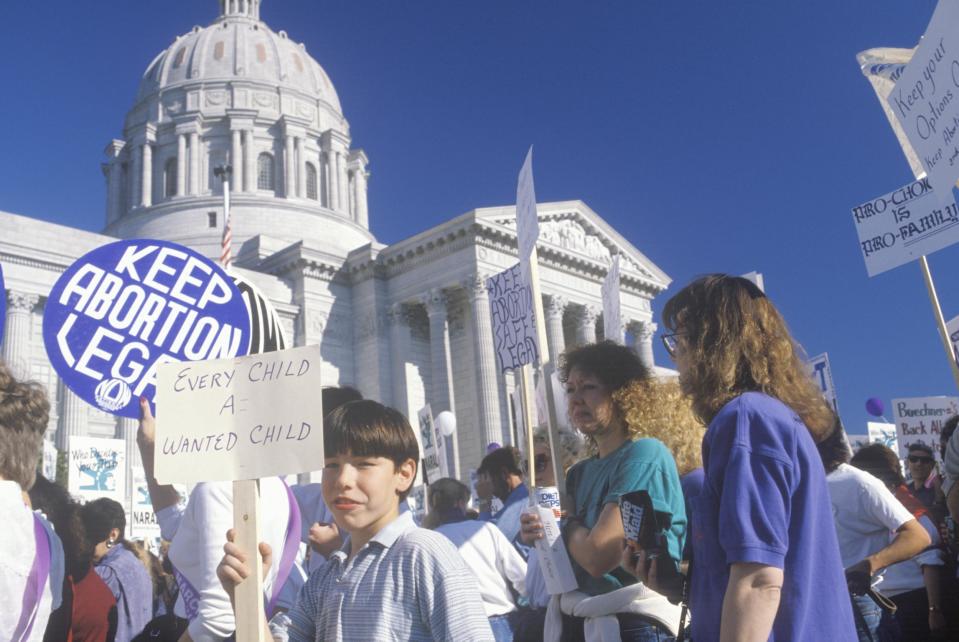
[12,514,52,642]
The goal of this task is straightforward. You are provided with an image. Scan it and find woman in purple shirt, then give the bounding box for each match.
[81,498,153,642]
[660,275,856,642]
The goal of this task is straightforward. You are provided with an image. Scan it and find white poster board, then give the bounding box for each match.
[851,178,959,276]
[487,263,541,371]
[516,147,539,262]
[68,436,125,503]
[418,405,443,484]
[807,353,840,415]
[602,255,623,343]
[891,396,959,463]
[154,344,324,484]
[42,440,58,481]
[889,0,959,201]
[867,421,899,452]
[740,271,765,292]
[128,465,161,541]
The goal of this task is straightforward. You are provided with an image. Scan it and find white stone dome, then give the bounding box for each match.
[133,0,343,125]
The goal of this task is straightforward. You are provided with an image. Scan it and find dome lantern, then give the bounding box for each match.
[219,0,260,20]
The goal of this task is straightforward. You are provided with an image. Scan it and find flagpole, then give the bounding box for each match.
[214,164,233,271]
[919,255,959,390]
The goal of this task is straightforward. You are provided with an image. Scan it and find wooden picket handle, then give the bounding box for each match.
[232,479,265,642]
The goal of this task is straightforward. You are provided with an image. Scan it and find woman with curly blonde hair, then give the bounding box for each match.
[660,274,855,642]
[519,341,685,641]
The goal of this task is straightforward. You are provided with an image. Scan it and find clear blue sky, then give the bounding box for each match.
[0,0,954,433]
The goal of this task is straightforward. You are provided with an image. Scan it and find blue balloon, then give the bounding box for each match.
[43,239,250,418]
[865,397,885,418]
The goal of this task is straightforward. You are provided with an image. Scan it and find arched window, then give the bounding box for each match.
[257,153,274,190]
[164,158,177,198]
[306,163,318,200]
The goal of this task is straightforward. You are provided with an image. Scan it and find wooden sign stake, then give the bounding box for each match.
[232,479,265,642]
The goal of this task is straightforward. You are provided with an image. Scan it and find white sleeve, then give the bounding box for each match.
[182,483,237,642]
[156,504,184,541]
[860,474,914,533]
[491,523,527,597]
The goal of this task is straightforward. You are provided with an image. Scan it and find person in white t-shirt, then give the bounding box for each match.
[0,360,63,642]
[426,478,527,641]
[819,427,930,642]
[136,398,293,641]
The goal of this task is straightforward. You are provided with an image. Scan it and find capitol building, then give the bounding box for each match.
[0,0,669,495]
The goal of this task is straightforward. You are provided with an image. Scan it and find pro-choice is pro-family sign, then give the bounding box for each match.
[43,240,250,418]
[851,178,959,276]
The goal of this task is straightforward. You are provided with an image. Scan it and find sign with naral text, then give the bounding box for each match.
[129,465,161,541]
[487,263,540,371]
[891,396,959,463]
[154,344,323,484]
[43,240,250,418]
[602,255,622,343]
[68,436,125,502]
[851,178,959,276]
[890,0,959,201]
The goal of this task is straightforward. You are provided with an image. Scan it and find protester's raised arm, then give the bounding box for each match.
[137,396,181,513]
[719,562,783,642]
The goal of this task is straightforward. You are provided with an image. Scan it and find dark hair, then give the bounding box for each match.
[80,497,127,544]
[816,420,850,474]
[0,360,50,489]
[322,386,363,418]
[850,443,904,488]
[907,442,933,457]
[29,475,93,577]
[323,400,419,501]
[478,446,524,478]
[942,415,959,459]
[424,478,471,529]
[559,341,649,393]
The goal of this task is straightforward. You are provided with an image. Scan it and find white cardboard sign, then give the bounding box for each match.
[807,353,840,415]
[516,147,539,262]
[602,255,623,343]
[947,313,959,365]
[526,505,578,595]
[68,436,126,502]
[851,178,959,276]
[867,421,899,451]
[154,344,324,484]
[418,404,443,484]
[890,0,959,201]
[891,396,959,463]
[128,465,161,541]
[487,263,541,371]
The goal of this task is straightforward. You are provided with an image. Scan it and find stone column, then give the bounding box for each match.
[130,144,141,209]
[354,167,369,228]
[108,161,123,222]
[386,303,413,417]
[58,382,87,451]
[140,143,152,207]
[284,134,295,198]
[176,134,187,197]
[188,131,200,196]
[296,138,306,198]
[337,151,349,214]
[544,294,568,365]
[2,292,38,380]
[575,305,598,346]
[629,320,658,370]
[117,417,138,507]
[328,150,340,211]
[466,274,504,451]
[231,129,242,193]
[422,289,455,415]
[243,129,256,192]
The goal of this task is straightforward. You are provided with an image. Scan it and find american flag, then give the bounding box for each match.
[220,209,232,268]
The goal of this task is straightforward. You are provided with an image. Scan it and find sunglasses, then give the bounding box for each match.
[908,455,934,464]
[523,454,550,474]
[661,332,686,358]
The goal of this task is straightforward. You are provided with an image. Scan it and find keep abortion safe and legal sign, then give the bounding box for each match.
[154,344,324,485]
[43,240,250,418]
[851,178,959,276]
[487,263,541,371]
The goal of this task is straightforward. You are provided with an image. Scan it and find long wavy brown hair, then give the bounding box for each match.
[614,377,705,475]
[662,274,833,441]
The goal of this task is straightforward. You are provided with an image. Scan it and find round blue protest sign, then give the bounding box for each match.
[43,239,251,418]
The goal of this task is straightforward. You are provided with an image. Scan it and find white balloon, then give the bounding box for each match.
[436,411,457,437]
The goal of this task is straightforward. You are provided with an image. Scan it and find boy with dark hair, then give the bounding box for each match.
[218,399,493,641]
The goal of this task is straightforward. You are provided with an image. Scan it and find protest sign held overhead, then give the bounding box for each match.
[43,239,250,418]
[889,0,959,202]
[68,436,126,503]
[487,263,541,371]
[154,344,323,485]
[232,272,288,354]
[418,404,446,483]
[868,421,899,451]
[516,147,539,262]
[602,255,623,343]
[808,353,840,414]
[891,395,959,463]
[851,178,959,276]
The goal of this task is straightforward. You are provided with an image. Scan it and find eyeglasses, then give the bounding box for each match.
[523,454,550,474]
[908,455,934,464]
[661,332,685,358]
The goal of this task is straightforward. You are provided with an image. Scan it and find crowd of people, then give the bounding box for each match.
[3,273,959,641]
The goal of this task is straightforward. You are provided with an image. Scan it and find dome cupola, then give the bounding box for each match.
[219,0,261,20]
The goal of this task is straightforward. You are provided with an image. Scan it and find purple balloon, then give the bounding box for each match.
[865,397,885,418]
[486,442,502,454]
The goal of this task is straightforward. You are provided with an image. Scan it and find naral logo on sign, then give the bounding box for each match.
[43,239,250,418]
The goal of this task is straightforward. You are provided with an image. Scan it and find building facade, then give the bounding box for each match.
[0,0,669,497]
